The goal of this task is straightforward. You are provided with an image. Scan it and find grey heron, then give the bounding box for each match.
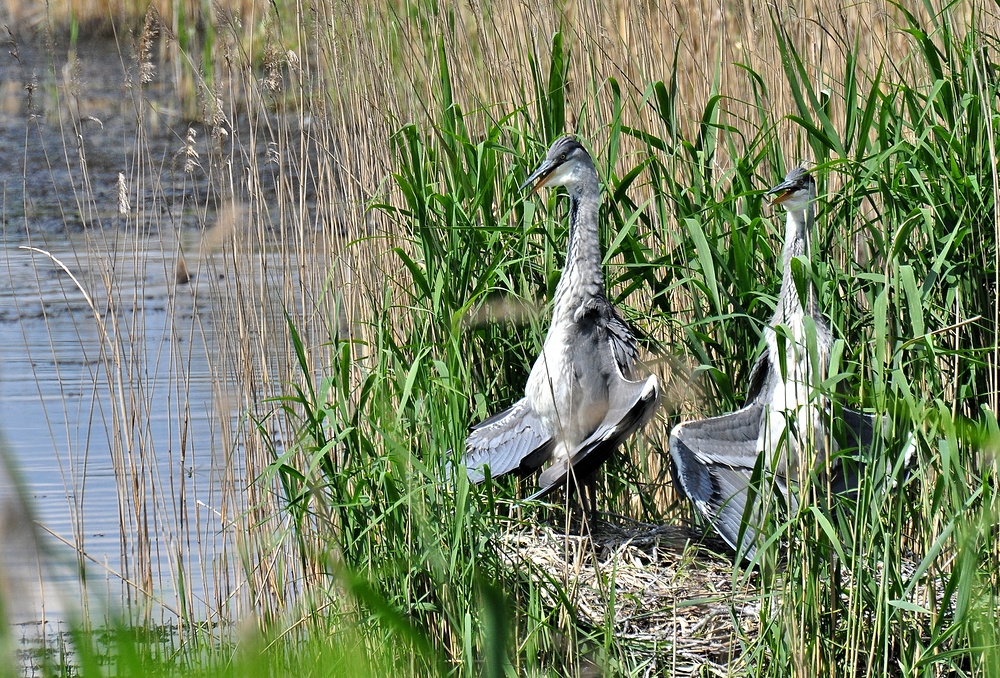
[669,167,875,561]
[462,135,660,505]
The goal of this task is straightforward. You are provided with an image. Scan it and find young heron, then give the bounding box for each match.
[462,136,660,506]
[669,167,874,561]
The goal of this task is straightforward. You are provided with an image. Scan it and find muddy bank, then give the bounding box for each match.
[0,34,330,236]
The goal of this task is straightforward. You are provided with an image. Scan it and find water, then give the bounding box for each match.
[0,235,242,625]
[0,33,358,664]
[0,36,253,631]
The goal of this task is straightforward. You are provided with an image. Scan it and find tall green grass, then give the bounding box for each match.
[260,4,999,673]
[4,0,1000,676]
[636,5,1000,675]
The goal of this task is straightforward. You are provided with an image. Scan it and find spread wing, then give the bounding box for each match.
[668,401,768,560]
[528,373,659,500]
[606,311,641,377]
[462,398,554,483]
[744,351,774,405]
[671,393,878,560]
[464,300,658,496]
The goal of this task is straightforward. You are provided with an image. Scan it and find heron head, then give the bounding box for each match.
[767,166,816,212]
[520,135,596,195]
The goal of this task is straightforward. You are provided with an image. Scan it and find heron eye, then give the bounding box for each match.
[559,152,567,161]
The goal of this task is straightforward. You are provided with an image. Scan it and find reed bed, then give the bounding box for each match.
[0,0,998,675]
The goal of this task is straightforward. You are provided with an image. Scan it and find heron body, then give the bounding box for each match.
[669,167,874,560]
[758,168,833,498]
[463,136,660,501]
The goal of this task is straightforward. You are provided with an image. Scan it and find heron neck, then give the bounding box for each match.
[777,205,815,321]
[553,182,604,321]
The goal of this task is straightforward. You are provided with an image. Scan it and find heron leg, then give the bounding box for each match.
[583,475,599,522]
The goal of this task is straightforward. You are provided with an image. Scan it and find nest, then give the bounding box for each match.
[497,518,760,675]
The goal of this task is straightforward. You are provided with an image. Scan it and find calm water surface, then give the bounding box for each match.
[0,237,243,624]
[0,36,267,632]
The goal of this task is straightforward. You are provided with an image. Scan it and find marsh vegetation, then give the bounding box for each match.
[0,0,998,676]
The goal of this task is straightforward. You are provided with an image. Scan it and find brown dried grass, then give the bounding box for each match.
[4,1,997,670]
[500,520,757,675]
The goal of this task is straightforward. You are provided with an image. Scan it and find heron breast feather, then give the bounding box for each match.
[525,323,613,446]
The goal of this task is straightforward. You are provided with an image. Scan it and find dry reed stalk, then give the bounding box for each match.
[499,521,756,675]
[196,0,1000,613]
[8,3,999,661]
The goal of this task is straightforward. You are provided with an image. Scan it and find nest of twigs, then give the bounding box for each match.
[497,517,760,676]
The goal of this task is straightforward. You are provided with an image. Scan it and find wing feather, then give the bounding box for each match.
[669,402,766,558]
[829,406,876,497]
[528,373,658,500]
[463,399,553,483]
[464,298,659,496]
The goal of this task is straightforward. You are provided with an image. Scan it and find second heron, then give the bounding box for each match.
[669,167,875,561]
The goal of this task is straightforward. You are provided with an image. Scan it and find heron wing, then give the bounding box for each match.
[528,308,658,500]
[463,398,554,483]
[668,402,767,559]
[829,406,876,497]
[841,406,875,450]
[606,311,641,376]
[528,373,659,500]
[744,350,774,405]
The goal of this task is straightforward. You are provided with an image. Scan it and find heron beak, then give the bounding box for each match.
[519,161,558,195]
[768,189,792,205]
[766,180,794,204]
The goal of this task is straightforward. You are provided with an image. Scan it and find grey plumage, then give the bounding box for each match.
[463,136,660,500]
[669,167,876,561]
